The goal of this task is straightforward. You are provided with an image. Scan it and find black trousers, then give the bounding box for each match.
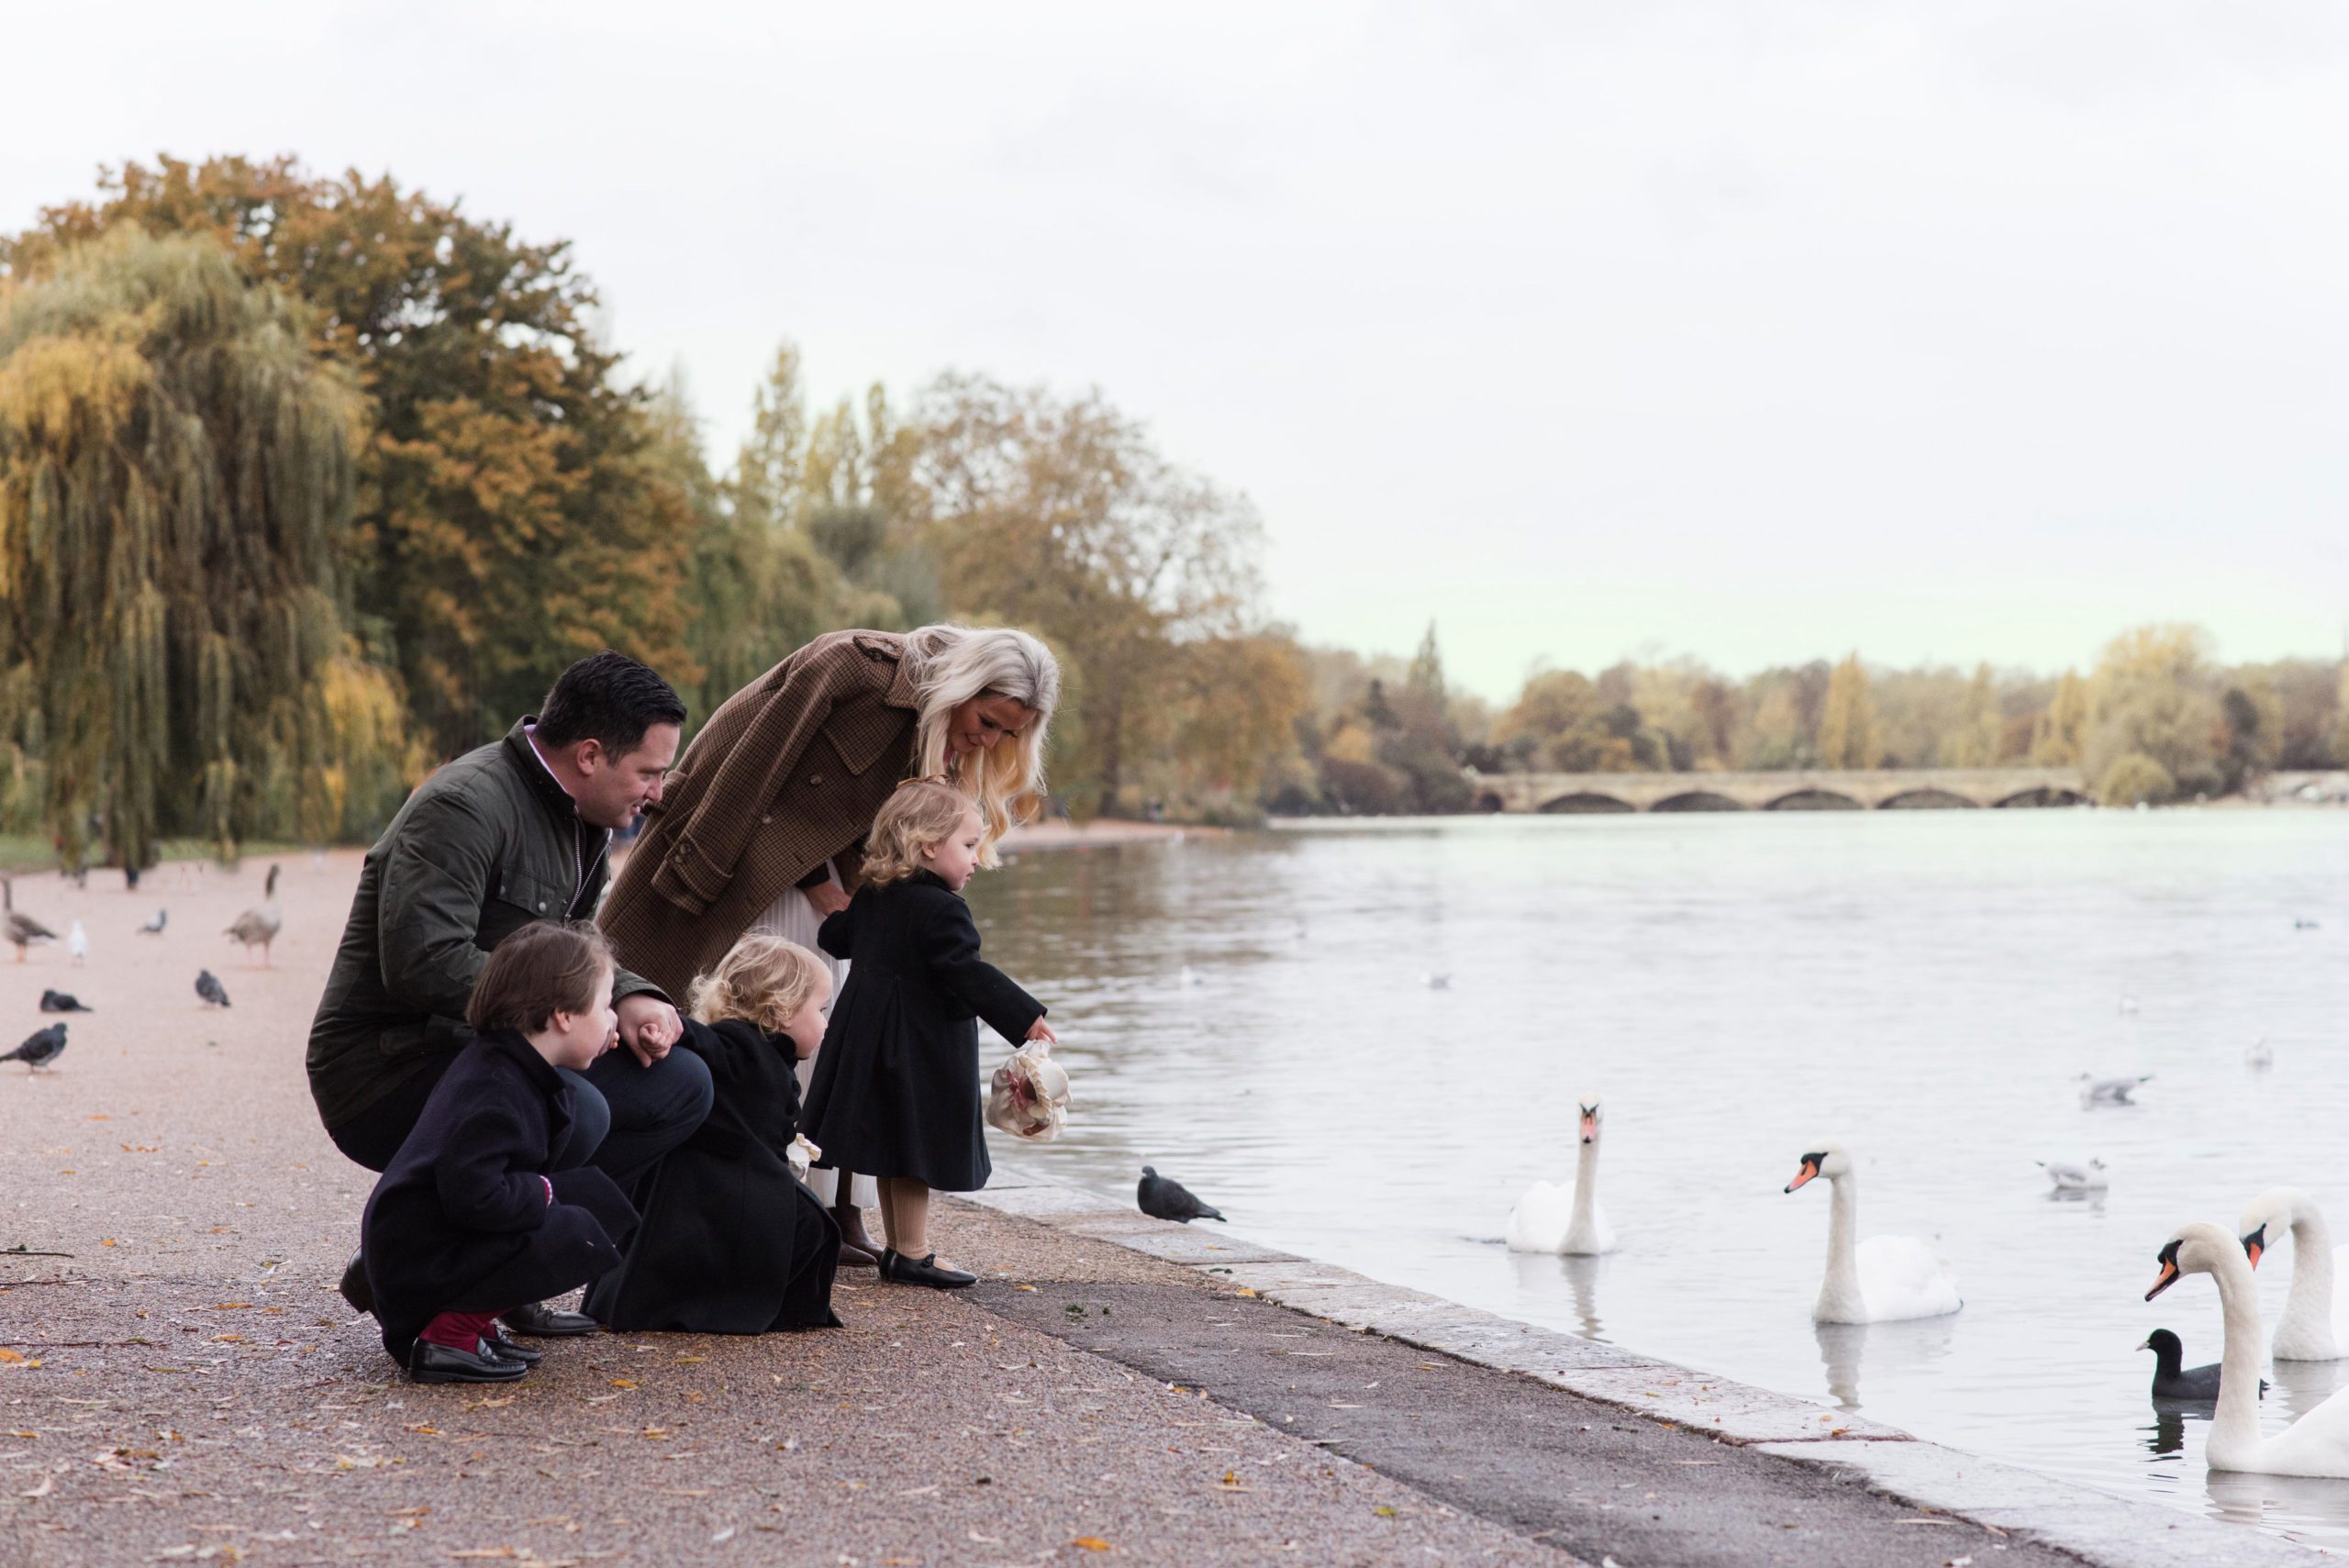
[328,1046,715,1185]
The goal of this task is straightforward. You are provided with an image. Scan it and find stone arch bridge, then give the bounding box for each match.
[1475,766,2089,814]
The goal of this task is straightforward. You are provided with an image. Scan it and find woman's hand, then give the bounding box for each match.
[1025,1017,1058,1044]
[804,883,852,918]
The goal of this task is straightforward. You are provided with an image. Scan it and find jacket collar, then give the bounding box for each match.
[484,1028,565,1092]
[502,717,579,825]
[852,632,921,714]
[909,868,954,895]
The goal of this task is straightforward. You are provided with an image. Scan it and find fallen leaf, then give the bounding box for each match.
[0,1350,24,1365]
[674,1354,707,1364]
[99,1239,117,1247]
[607,1380,637,1389]
[211,1304,251,1311]
[1373,1507,1397,1518]
[1073,1539,1112,1552]
[1234,1286,1259,1297]
[1013,1284,1037,1292]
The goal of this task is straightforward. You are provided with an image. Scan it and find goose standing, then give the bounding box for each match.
[2237,1188,2349,1361]
[224,865,283,967]
[1507,1094,1617,1255]
[2,878,57,962]
[1784,1142,1961,1323]
[2145,1222,2349,1475]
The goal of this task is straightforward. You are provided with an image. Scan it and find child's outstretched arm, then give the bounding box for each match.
[919,894,1047,1045]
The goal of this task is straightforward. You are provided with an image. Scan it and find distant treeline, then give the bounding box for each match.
[0,158,2337,863]
[1281,626,2347,813]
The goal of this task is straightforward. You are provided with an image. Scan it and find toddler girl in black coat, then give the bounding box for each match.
[803,779,1055,1289]
[360,922,638,1384]
[585,935,842,1331]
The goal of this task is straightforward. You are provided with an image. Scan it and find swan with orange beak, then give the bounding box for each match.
[2144,1222,2349,1474]
[1784,1141,1961,1324]
[2236,1188,2349,1362]
[1505,1093,1616,1255]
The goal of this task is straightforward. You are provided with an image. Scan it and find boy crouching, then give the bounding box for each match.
[360,922,638,1384]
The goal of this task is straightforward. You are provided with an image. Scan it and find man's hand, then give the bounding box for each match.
[616,993,683,1068]
[804,883,852,919]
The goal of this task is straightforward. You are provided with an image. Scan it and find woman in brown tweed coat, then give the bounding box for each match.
[598,624,1060,1262]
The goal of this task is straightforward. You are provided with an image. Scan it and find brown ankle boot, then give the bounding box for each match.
[834,1196,880,1267]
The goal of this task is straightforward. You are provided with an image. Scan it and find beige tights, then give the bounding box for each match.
[876,1176,931,1258]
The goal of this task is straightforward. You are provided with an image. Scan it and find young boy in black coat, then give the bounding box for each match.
[361,923,639,1384]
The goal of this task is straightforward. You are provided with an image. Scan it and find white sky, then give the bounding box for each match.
[8,2,2346,699]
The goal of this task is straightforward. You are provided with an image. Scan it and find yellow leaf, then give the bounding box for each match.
[1073,1540,1112,1552]
[98,1238,117,1247]
[212,1303,250,1311]
[640,1428,672,1440]
[1233,1286,1258,1297]
[1013,1284,1037,1292]
[608,1379,637,1389]
[1374,1507,1397,1517]
[674,1354,707,1363]
[210,1335,246,1343]
[1222,1470,1239,1485]
[0,1350,24,1365]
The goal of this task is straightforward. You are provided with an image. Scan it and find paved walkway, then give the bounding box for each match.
[0,856,2327,1565]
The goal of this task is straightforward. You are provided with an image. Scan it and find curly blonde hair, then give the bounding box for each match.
[860,778,980,888]
[687,934,830,1036]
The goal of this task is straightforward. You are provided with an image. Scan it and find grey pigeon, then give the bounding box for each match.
[1139,1165,1225,1224]
[38,989,92,1014]
[195,969,230,1007]
[2,1024,66,1072]
[138,908,167,935]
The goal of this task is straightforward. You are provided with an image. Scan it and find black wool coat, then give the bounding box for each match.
[801,871,1044,1192]
[361,1030,637,1359]
[584,1018,841,1333]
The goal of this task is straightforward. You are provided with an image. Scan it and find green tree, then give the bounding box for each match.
[0,228,412,865]
[6,155,701,754]
[1817,653,1878,769]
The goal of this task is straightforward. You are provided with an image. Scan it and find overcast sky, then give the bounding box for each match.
[9,2,2345,698]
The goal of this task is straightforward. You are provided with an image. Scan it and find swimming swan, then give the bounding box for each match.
[2146,1221,2349,1476]
[1785,1142,1962,1324]
[2237,1187,2349,1362]
[1506,1094,1616,1255]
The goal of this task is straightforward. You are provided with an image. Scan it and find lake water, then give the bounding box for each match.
[969,809,2349,1550]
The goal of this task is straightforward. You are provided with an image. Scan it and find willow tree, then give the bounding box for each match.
[0,228,402,865]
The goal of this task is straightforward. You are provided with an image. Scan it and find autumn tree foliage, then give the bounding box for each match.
[0,228,416,865]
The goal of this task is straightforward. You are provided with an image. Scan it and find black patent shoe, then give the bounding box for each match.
[503,1301,598,1337]
[479,1332,541,1366]
[408,1339,529,1385]
[879,1250,976,1289]
[338,1251,373,1316]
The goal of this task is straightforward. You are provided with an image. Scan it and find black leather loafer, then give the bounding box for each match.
[479,1333,541,1365]
[338,1251,373,1316]
[879,1250,976,1289]
[408,1340,529,1385]
[502,1301,598,1337]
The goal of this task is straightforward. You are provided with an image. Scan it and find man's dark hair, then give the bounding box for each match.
[535,651,686,757]
[467,921,615,1035]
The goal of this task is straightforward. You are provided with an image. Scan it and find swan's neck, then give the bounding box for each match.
[2284,1209,2336,1330]
[1819,1173,1864,1318]
[1569,1137,1599,1230]
[2207,1250,2270,1459]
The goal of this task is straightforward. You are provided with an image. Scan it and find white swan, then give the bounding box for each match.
[1784,1142,1962,1324]
[1506,1093,1616,1255]
[2147,1221,2349,1475]
[2237,1188,2349,1362]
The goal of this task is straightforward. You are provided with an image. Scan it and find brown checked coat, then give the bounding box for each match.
[600,629,920,999]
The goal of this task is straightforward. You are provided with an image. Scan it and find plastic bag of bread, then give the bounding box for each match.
[985,1039,1070,1141]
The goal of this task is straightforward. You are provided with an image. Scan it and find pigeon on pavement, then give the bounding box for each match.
[138,908,167,935]
[195,970,230,1007]
[38,990,92,1013]
[2,1024,66,1072]
[1139,1165,1226,1224]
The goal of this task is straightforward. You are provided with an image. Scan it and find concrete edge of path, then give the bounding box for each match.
[968,1157,2328,1568]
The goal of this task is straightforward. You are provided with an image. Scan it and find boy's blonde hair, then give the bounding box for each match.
[860,778,980,887]
[688,934,830,1035]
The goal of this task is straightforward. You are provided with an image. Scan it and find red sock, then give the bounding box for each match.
[417,1310,501,1352]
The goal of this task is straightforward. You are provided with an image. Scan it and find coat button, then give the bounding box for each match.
[760,814,773,825]
[537,901,547,912]
[807,773,824,787]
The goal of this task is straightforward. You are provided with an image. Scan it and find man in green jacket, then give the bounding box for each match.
[308,651,712,1335]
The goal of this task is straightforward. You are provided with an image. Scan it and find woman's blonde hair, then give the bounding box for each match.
[903,624,1061,867]
[687,934,831,1035]
[860,778,981,888]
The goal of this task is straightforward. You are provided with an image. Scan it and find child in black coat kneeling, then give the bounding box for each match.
[361,922,639,1384]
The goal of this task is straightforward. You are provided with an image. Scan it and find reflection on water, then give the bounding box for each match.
[2144,1405,2194,1456]
[973,811,2349,1547]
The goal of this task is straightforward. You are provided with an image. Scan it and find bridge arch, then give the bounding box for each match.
[1878,788,1980,810]
[1539,791,1636,814]
[1994,786,2091,808]
[1765,788,1864,811]
[1652,791,1745,812]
